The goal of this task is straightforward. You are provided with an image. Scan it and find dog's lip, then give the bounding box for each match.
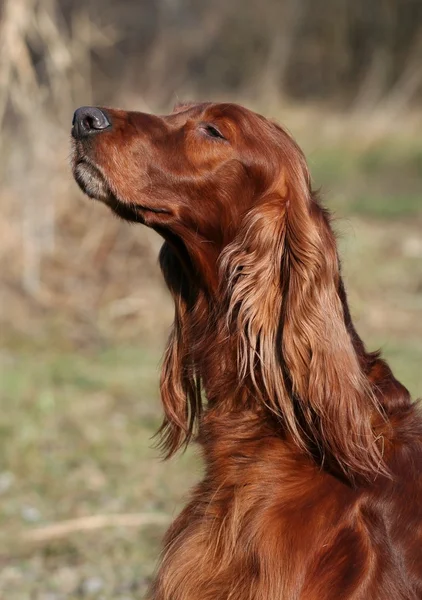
[74,157,172,215]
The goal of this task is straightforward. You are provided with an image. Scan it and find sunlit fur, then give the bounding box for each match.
[72,102,422,599]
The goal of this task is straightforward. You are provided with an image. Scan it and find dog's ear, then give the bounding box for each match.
[157,242,202,456]
[221,154,387,482]
[280,182,387,482]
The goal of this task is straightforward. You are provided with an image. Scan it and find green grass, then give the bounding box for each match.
[0,345,200,599]
[375,339,422,398]
[309,141,422,218]
[1,140,421,598]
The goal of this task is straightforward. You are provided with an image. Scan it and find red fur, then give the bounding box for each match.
[72,102,422,599]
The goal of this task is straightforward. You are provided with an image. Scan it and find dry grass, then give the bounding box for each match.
[1,0,421,345]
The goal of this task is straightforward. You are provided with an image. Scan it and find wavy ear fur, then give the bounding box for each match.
[221,162,387,482]
[157,242,202,456]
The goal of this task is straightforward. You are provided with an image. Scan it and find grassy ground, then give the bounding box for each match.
[1,139,421,598]
[0,344,201,599]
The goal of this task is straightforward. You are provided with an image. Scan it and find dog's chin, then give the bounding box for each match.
[73,159,173,224]
[73,160,112,203]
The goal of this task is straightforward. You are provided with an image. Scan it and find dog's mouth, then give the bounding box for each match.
[73,157,171,222]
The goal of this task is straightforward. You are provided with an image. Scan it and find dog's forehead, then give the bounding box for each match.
[170,101,210,117]
[164,102,210,125]
[208,103,262,126]
[169,101,257,123]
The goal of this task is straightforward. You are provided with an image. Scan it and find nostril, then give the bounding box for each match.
[72,106,111,139]
[83,115,95,131]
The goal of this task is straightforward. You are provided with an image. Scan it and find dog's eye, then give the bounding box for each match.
[202,124,226,140]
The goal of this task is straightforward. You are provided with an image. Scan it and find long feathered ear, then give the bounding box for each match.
[157,242,202,457]
[221,159,387,483]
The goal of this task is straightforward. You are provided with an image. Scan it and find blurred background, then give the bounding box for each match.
[0,0,421,597]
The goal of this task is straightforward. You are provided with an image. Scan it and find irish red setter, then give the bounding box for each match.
[71,102,422,599]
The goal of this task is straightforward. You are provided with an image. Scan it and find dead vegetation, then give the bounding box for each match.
[0,0,421,347]
[0,0,171,345]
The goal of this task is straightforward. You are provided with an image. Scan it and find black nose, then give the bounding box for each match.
[72,106,111,139]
